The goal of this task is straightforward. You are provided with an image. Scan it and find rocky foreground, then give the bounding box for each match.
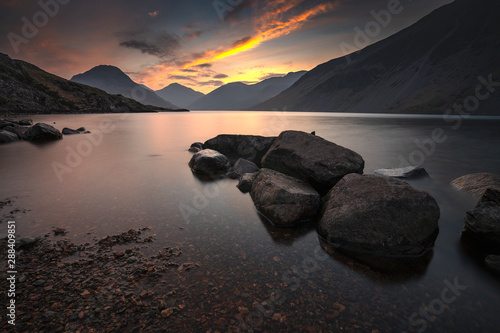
[189,131,500,274]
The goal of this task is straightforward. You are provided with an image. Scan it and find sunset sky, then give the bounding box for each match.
[0,0,452,94]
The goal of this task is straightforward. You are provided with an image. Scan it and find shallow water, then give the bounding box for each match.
[1,111,500,332]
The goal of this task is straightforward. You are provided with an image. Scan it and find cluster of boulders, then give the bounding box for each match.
[189,130,442,268]
[0,118,89,144]
[452,173,500,274]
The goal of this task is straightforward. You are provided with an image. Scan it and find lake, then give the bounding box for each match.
[1,111,500,332]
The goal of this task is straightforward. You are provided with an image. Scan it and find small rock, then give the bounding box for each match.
[53,227,66,235]
[374,166,429,179]
[161,308,174,318]
[188,142,203,153]
[19,236,41,248]
[33,279,46,286]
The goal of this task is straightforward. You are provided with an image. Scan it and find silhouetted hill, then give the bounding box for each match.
[0,53,153,113]
[155,83,204,109]
[71,65,181,110]
[254,0,500,115]
[188,71,306,110]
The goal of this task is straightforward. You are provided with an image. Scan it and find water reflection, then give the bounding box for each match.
[257,213,316,245]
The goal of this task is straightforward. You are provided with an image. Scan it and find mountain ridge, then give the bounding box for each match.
[155,83,204,109]
[188,71,307,110]
[71,65,181,110]
[253,0,500,115]
[0,53,155,113]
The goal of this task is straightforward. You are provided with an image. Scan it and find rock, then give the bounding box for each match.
[462,188,500,248]
[250,168,320,226]
[188,149,230,177]
[188,142,203,153]
[3,125,29,138]
[24,123,63,141]
[19,236,41,248]
[0,119,16,129]
[485,255,500,273]
[19,119,33,126]
[318,174,440,257]
[228,158,260,179]
[237,172,258,193]
[62,127,89,135]
[0,130,20,143]
[374,166,429,179]
[261,131,364,195]
[452,173,500,195]
[203,134,276,167]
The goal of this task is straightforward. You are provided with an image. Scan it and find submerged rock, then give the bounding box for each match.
[203,134,276,167]
[318,174,440,258]
[237,172,258,193]
[462,188,500,248]
[374,166,429,179]
[0,130,20,143]
[452,173,500,195]
[62,127,89,135]
[228,158,260,179]
[250,168,320,226]
[188,149,230,177]
[24,123,62,141]
[261,130,364,195]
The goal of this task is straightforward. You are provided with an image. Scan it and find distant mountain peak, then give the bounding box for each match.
[155,83,204,109]
[71,65,180,109]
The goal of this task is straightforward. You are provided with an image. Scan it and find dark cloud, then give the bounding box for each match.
[233,36,252,46]
[222,0,259,22]
[181,69,198,73]
[184,30,204,40]
[198,80,224,86]
[214,73,228,79]
[118,30,180,58]
[195,63,212,68]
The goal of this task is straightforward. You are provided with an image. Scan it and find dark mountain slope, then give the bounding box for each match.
[0,53,153,113]
[254,0,500,115]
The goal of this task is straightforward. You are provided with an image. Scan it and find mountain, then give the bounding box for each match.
[188,71,306,110]
[0,53,154,113]
[155,83,204,109]
[71,65,181,110]
[254,0,500,115]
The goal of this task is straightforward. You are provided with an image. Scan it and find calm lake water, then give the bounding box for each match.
[1,111,500,332]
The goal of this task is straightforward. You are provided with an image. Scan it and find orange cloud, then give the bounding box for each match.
[148,10,159,18]
[182,1,336,69]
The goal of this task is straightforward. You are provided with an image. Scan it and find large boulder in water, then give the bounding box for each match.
[452,173,500,195]
[24,123,62,141]
[0,130,20,144]
[250,168,320,226]
[318,174,440,257]
[261,131,364,195]
[462,188,500,248]
[188,149,230,177]
[203,134,276,167]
